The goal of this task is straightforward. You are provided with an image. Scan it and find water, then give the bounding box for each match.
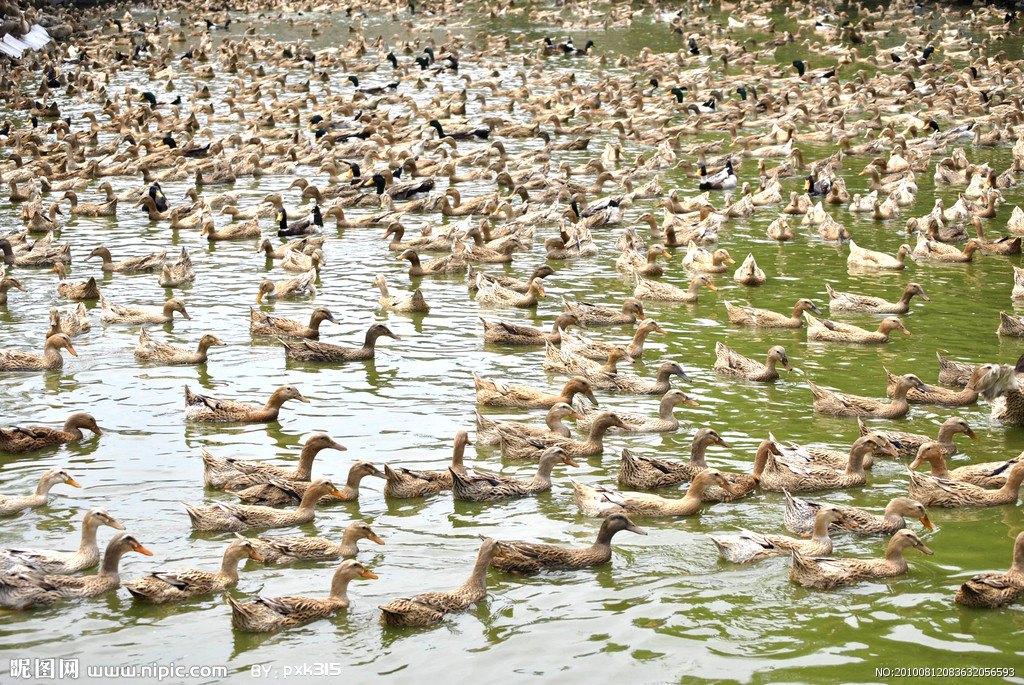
[1,4,1023,683]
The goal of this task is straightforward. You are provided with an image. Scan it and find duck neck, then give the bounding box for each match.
[593,521,619,548]
[99,545,129,579]
[687,278,703,296]
[77,517,102,558]
[362,328,383,350]
[884,539,911,566]
[1011,535,1024,576]
[297,486,326,512]
[35,476,60,497]
[764,355,779,373]
[533,456,560,485]
[659,396,680,421]
[328,569,354,604]
[460,545,495,597]
[585,417,617,448]
[925,455,952,479]
[376,279,390,297]
[62,417,85,440]
[545,412,570,436]
[689,438,712,467]
[998,467,1024,497]
[95,248,113,269]
[450,434,469,474]
[217,547,247,583]
[309,311,330,333]
[751,442,772,479]
[262,391,288,414]
[294,443,323,480]
[789,304,804,322]
[845,447,869,477]
[810,515,833,542]
[600,355,623,374]
[897,288,915,307]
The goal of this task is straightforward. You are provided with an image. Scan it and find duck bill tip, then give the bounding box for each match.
[369,535,385,545]
[361,570,379,579]
[919,517,934,530]
[331,490,349,499]
[705,283,718,291]
[684,399,700,407]
[66,478,82,488]
[250,552,265,562]
[134,544,154,556]
[112,521,125,530]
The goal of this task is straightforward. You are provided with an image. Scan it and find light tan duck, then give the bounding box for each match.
[99,296,190,325]
[596,360,691,395]
[203,217,261,241]
[228,559,376,632]
[468,265,555,295]
[955,531,1024,608]
[752,435,897,492]
[379,538,502,627]
[709,506,849,564]
[159,247,194,288]
[474,373,598,408]
[280,323,399,362]
[476,405,577,446]
[907,445,1024,508]
[51,263,99,300]
[805,313,910,344]
[182,479,346,532]
[250,306,337,339]
[0,237,71,267]
[0,533,151,610]
[60,190,116,217]
[374,274,429,312]
[809,374,930,418]
[500,412,627,459]
[769,433,878,471]
[0,508,123,575]
[256,270,316,302]
[733,253,766,286]
[397,248,468,276]
[784,491,932,537]
[246,521,384,564]
[857,416,976,459]
[135,330,224,365]
[616,428,732,489]
[682,242,735,274]
[724,299,821,328]
[562,296,646,326]
[713,342,791,382]
[87,246,165,273]
[560,319,665,362]
[231,462,384,506]
[281,249,325,274]
[452,447,578,502]
[257,237,326,260]
[0,333,77,371]
[0,276,26,305]
[474,273,545,308]
[790,529,933,590]
[846,241,913,270]
[124,538,264,604]
[490,513,647,574]
[825,282,929,314]
[634,273,717,303]
[203,434,346,489]
[884,364,995,406]
[185,384,308,423]
[384,431,472,497]
[973,217,1021,255]
[616,245,672,277]
[908,442,1024,490]
[576,389,697,434]
[572,469,738,518]
[0,413,100,454]
[47,305,90,338]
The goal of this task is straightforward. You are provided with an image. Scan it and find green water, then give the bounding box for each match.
[1,3,1023,683]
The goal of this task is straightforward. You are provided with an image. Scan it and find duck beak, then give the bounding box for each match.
[715,438,731,447]
[256,291,265,303]
[684,398,700,407]
[966,429,979,441]
[65,477,82,488]
[919,516,934,530]
[330,441,348,451]
[585,391,598,405]
[705,282,718,291]
[839,516,859,527]
[908,456,924,470]
[538,286,547,297]
[654,326,667,334]
[661,249,672,259]
[901,327,912,336]
[369,534,385,545]
[782,362,793,371]
[563,457,580,468]
[919,293,931,301]
[249,551,265,562]
[297,393,310,403]
[133,544,154,556]
[917,543,934,556]
[360,570,379,579]
[726,257,736,264]
[331,489,349,499]
[881,442,899,457]
[626,522,648,535]
[65,344,78,357]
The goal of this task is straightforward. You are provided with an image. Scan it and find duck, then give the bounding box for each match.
[682,242,735,273]
[0,533,151,610]
[184,384,308,423]
[0,508,123,575]
[249,306,337,339]
[202,433,346,489]
[825,282,929,314]
[397,248,468,276]
[753,434,895,492]
[490,514,647,574]
[588,360,690,395]
[0,333,77,371]
[135,330,224,365]
[789,529,933,590]
[0,413,101,453]
[733,253,766,285]
[724,299,821,328]
[713,343,791,382]
[562,296,646,326]
[973,218,1021,255]
[560,319,665,362]
[280,323,399,362]
[182,479,345,532]
[373,274,429,312]
[246,522,384,565]
[884,364,995,406]
[809,374,929,417]
[60,190,116,217]
[954,531,1024,608]
[0,237,71,267]
[51,263,99,300]
[858,416,977,458]
[124,537,263,603]
[256,270,316,302]
[384,431,472,497]
[230,462,383,506]
[474,274,545,308]
[451,447,578,502]
[615,429,735,493]
[479,312,581,345]
[634,274,717,303]
[47,305,90,338]
[203,217,261,241]
[766,217,794,241]
[477,405,577,446]
[698,161,738,190]
[576,389,697,434]
[572,469,738,517]
[0,276,26,305]
[846,240,913,270]
[915,237,983,263]
[499,412,627,460]
[805,313,911,344]
[999,312,1024,338]
[468,265,556,295]
[379,538,502,627]
[228,559,376,632]
[99,296,190,325]
[908,443,1023,489]
[616,245,672,277]
[784,491,932,537]
[474,374,598,409]
[86,245,165,273]
[907,446,1024,508]
[709,506,849,564]
[158,247,194,287]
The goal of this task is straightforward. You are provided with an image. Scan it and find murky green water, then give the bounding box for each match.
[1,4,1023,683]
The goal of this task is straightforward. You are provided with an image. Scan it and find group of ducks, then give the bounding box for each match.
[2,0,1024,642]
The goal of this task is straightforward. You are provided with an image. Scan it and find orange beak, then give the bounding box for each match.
[369,534,385,545]
[331,489,349,499]
[65,344,78,357]
[133,544,154,556]
[249,551,265,562]
[919,516,934,530]
[705,282,718,291]
[538,286,547,297]
[654,326,666,334]
[564,458,580,468]
[684,398,700,407]
[65,478,82,488]
[360,569,379,579]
